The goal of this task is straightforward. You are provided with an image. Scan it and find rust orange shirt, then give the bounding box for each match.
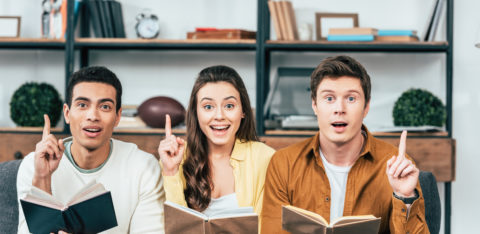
[261,127,429,234]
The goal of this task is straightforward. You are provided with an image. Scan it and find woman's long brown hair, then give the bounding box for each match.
[183,65,258,211]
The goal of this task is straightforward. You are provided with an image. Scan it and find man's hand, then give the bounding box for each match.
[386,130,419,198]
[158,114,185,176]
[32,114,65,194]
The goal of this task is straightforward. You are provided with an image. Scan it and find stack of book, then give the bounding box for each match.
[186,28,256,40]
[84,0,126,38]
[376,30,419,42]
[326,28,377,42]
[267,0,298,41]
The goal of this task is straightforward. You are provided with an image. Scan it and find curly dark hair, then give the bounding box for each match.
[183,65,258,211]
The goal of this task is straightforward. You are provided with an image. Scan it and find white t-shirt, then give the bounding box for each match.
[202,193,239,217]
[16,138,165,234]
[319,149,352,222]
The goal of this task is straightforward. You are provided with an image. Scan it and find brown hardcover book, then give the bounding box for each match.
[285,1,299,40]
[275,1,289,40]
[376,35,420,42]
[328,27,378,35]
[282,205,381,234]
[164,201,258,234]
[268,1,284,40]
[279,1,294,40]
[187,30,256,40]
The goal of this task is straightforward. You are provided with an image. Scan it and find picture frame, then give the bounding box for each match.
[0,16,21,38]
[315,13,358,40]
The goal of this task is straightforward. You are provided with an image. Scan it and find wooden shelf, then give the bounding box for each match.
[0,127,64,133]
[113,127,186,134]
[265,40,449,52]
[74,38,256,50]
[0,38,65,49]
[265,129,449,137]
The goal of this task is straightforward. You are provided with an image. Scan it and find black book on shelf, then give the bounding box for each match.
[96,0,110,38]
[86,0,104,37]
[109,0,126,38]
[93,0,107,37]
[424,0,445,41]
[101,0,114,38]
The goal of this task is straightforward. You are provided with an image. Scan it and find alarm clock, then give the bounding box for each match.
[135,11,160,39]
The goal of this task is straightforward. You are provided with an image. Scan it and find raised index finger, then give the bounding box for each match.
[398,130,407,159]
[165,114,172,137]
[42,114,51,140]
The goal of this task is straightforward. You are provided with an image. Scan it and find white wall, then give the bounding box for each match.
[1,0,478,233]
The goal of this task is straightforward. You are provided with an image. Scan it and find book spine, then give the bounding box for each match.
[280,1,294,40]
[376,35,419,42]
[428,0,445,41]
[286,1,298,40]
[205,220,212,234]
[87,0,103,37]
[268,1,283,40]
[424,0,440,41]
[95,0,108,37]
[60,0,68,39]
[73,0,82,34]
[329,28,377,35]
[62,208,81,233]
[101,0,114,38]
[111,1,126,38]
[275,1,288,40]
[378,30,416,36]
[327,35,375,41]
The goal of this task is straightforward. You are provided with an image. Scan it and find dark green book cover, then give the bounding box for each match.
[21,191,117,234]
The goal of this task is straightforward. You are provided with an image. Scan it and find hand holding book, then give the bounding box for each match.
[282,205,380,234]
[20,181,118,234]
[164,201,258,234]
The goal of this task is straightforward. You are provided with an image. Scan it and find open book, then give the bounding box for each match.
[20,181,118,234]
[164,201,257,234]
[282,205,381,234]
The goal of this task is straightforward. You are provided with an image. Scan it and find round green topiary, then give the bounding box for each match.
[392,88,446,127]
[10,82,63,127]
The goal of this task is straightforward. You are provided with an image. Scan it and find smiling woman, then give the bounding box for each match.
[159,65,275,219]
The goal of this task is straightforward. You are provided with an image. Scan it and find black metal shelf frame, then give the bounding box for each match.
[74,42,256,51]
[265,43,449,53]
[0,42,65,50]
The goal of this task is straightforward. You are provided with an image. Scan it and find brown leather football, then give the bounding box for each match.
[137,96,186,128]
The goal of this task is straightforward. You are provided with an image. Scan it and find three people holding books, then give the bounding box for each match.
[17,56,429,233]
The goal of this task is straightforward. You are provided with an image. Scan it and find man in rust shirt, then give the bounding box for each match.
[261,55,429,233]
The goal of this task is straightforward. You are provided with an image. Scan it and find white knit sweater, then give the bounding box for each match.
[16,138,165,234]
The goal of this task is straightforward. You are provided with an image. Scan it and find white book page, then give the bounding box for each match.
[331,215,377,226]
[67,181,107,206]
[209,206,256,219]
[22,186,64,210]
[164,201,207,220]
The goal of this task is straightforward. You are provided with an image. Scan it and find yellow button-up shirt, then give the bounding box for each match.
[162,139,275,215]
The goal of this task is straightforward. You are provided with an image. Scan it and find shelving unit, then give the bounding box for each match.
[1,0,455,232]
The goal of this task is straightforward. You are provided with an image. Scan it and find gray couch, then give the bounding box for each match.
[0,159,21,234]
[0,160,441,234]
